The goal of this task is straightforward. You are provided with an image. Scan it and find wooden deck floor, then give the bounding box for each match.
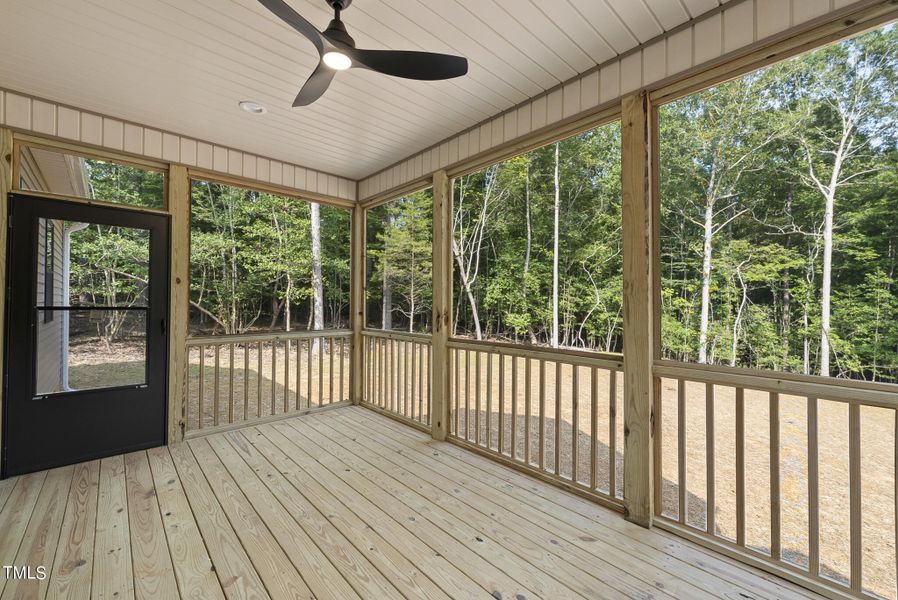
[0,406,822,600]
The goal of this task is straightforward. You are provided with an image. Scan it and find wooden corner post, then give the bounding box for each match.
[167,164,190,443]
[0,128,12,457]
[431,170,452,440]
[350,203,366,405]
[621,92,658,527]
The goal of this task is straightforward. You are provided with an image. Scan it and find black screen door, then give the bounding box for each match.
[3,194,169,477]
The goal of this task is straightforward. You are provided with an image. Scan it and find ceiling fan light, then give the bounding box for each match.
[238,100,267,114]
[323,51,352,70]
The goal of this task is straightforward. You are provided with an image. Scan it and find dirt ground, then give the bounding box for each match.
[186,339,350,430]
[438,350,896,600]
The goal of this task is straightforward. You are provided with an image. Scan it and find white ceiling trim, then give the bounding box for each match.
[359,0,865,202]
[0,88,356,202]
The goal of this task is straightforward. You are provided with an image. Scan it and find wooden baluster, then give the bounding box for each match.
[525,358,532,466]
[511,356,518,459]
[340,337,345,403]
[228,343,235,423]
[426,343,431,426]
[198,345,205,430]
[539,359,546,471]
[318,337,324,407]
[610,370,617,498]
[555,361,562,475]
[257,342,263,418]
[411,341,417,420]
[589,367,598,489]
[572,364,579,483]
[243,343,249,421]
[329,337,335,404]
[270,340,277,415]
[213,344,220,427]
[808,396,819,576]
[475,351,482,445]
[465,350,471,440]
[284,339,290,413]
[770,392,781,561]
[736,387,745,546]
[454,349,460,435]
[498,354,505,453]
[677,378,685,523]
[296,337,303,409]
[706,383,715,535]
[849,402,862,592]
[487,352,494,450]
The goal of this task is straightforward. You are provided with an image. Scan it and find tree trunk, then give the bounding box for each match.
[382,212,394,330]
[551,142,560,349]
[698,198,714,363]
[820,189,834,376]
[310,202,324,349]
[285,274,292,332]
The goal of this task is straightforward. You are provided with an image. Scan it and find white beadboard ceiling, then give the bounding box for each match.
[0,0,731,180]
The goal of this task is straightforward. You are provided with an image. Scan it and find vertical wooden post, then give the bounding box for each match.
[0,127,12,458]
[621,91,657,527]
[167,164,190,443]
[350,202,366,405]
[431,170,452,440]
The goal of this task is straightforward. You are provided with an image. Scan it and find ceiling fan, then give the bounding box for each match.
[258,0,469,106]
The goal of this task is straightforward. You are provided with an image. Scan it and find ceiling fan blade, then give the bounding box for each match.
[258,0,324,53]
[293,61,335,106]
[347,48,468,81]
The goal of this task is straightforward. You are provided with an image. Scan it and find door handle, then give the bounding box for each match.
[160,318,166,335]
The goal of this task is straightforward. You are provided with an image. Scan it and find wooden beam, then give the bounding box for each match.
[621,92,656,527]
[167,164,190,443]
[431,170,451,441]
[350,203,365,405]
[0,127,12,463]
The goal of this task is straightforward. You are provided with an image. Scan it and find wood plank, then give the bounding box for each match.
[0,472,47,597]
[620,91,655,527]
[323,411,709,600]
[146,447,225,600]
[318,412,698,600]
[168,442,270,600]
[93,455,135,600]
[270,420,534,600]
[47,461,100,600]
[353,407,818,600]
[221,431,402,599]
[431,169,452,440]
[254,423,489,600]
[124,452,179,599]
[2,465,73,600]
[169,164,190,442]
[202,435,362,600]
[185,439,312,600]
[239,427,451,600]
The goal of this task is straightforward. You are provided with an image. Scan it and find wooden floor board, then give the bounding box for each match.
[0,406,825,600]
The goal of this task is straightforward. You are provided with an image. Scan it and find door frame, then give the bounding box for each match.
[2,192,171,477]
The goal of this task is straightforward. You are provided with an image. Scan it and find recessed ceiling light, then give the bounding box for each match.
[238,100,267,114]
[323,51,352,71]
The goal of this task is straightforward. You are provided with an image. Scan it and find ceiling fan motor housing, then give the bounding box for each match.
[325,0,352,10]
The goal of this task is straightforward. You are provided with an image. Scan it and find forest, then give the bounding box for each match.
[377,24,896,381]
[188,181,350,334]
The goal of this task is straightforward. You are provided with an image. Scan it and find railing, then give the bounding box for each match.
[185,330,351,434]
[447,338,625,509]
[361,330,432,428]
[654,360,898,599]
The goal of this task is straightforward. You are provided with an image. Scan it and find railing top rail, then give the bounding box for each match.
[655,360,898,408]
[362,329,433,343]
[187,329,352,345]
[447,337,624,371]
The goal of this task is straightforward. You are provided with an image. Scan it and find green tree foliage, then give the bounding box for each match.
[366,189,433,332]
[453,123,623,350]
[188,181,350,334]
[660,25,898,381]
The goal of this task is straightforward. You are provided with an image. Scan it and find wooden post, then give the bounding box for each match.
[350,203,365,405]
[621,92,657,527]
[0,127,12,458]
[431,170,451,440]
[167,164,190,443]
